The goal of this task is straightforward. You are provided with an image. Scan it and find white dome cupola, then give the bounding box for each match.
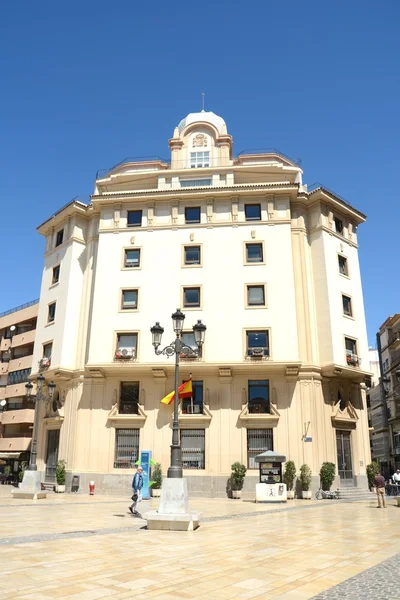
[169,109,232,170]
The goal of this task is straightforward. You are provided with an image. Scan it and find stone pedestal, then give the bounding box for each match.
[12,470,47,500]
[144,478,201,531]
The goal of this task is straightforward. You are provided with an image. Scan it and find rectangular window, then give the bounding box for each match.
[119,382,139,415]
[345,337,359,365]
[185,207,201,224]
[181,332,202,358]
[246,243,263,263]
[43,343,52,358]
[121,289,138,310]
[248,380,270,414]
[190,151,210,168]
[114,428,139,468]
[183,287,201,308]
[182,381,203,414]
[184,245,201,265]
[334,217,343,234]
[338,255,348,276]
[342,295,352,317]
[181,429,205,469]
[247,429,273,469]
[245,204,261,221]
[115,333,138,359]
[124,248,141,268]
[180,179,212,188]
[52,265,60,285]
[55,229,64,247]
[127,210,142,227]
[247,285,265,306]
[246,330,269,357]
[48,302,56,323]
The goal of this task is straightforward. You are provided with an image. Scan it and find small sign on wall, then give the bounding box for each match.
[304,437,312,442]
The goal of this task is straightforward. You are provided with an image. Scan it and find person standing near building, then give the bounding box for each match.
[374,472,387,508]
[129,466,143,515]
[392,469,400,484]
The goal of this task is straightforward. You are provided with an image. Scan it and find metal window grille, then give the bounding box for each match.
[247,429,273,469]
[181,429,205,469]
[114,428,139,468]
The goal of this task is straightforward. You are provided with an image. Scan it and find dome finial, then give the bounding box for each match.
[201,91,205,112]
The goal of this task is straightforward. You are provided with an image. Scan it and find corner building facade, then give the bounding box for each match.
[32,110,372,494]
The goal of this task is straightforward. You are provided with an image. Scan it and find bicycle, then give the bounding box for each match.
[315,488,339,500]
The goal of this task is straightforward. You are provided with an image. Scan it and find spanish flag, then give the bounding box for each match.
[160,377,193,405]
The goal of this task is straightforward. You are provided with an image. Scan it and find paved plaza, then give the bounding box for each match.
[0,486,400,599]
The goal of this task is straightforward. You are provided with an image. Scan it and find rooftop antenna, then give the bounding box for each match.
[201,91,205,112]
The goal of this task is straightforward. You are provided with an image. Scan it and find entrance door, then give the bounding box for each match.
[336,430,354,486]
[45,429,60,482]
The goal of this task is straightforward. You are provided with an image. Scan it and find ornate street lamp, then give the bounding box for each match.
[25,377,56,471]
[150,309,206,479]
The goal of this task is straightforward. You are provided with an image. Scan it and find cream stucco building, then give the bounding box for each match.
[31,110,372,494]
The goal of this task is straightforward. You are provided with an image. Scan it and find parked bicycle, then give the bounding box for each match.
[315,488,339,500]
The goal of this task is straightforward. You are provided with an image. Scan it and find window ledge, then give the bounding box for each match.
[108,404,146,425]
[239,403,280,426]
[49,282,59,290]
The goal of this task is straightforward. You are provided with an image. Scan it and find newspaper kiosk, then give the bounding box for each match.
[254,450,287,503]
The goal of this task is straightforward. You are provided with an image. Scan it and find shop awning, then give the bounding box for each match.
[0,452,22,459]
[254,450,287,463]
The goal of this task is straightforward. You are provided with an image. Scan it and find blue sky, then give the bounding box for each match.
[1,1,399,345]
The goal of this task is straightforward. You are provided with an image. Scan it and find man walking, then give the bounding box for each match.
[129,466,143,515]
[392,469,400,484]
[374,472,387,508]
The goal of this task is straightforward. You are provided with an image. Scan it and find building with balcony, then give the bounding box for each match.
[0,300,38,477]
[374,314,400,472]
[31,109,372,494]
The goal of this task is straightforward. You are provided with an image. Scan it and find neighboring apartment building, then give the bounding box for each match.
[366,348,389,474]
[31,110,372,494]
[377,315,400,471]
[0,300,38,476]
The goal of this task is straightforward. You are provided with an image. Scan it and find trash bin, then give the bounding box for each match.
[71,475,80,493]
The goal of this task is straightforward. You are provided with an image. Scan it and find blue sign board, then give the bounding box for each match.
[304,437,312,443]
[140,450,152,499]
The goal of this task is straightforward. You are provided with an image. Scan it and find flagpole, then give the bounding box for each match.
[167,332,183,478]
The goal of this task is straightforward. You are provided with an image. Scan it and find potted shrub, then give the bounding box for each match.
[299,464,312,499]
[319,462,336,491]
[55,460,66,493]
[18,461,27,487]
[230,462,247,499]
[150,463,162,498]
[366,461,380,491]
[283,460,296,499]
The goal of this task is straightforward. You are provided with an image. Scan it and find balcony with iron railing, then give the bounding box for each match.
[389,331,400,351]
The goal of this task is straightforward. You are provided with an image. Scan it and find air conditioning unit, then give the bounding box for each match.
[249,347,265,357]
[39,357,51,368]
[115,348,136,359]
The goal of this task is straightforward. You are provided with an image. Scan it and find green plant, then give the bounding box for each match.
[18,461,27,483]
[4,465,12,476]
[366,461,380,490]
[319,462,336,491]
[299,464,312,491]
[150,463,162,489]
[230,462,247,491]
[56,460,66,485]
[283,461,296,491]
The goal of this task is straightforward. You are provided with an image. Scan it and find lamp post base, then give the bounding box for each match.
[12,470,47,500]
[144,478,201,531]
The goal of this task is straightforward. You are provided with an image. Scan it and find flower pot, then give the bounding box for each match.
[287,490,295,500]
[231,490,242,499]
[302,490,312,499]
[151,488,161,498]
[55,485,65,493]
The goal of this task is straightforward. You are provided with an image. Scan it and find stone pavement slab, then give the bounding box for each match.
[0,486,399,599]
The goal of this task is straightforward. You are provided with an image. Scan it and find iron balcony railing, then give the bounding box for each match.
[0,299,39,319]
